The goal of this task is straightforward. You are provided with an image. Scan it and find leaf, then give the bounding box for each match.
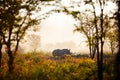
[71,11,80,18]
[84,0,92,4]
[40,0,53,1]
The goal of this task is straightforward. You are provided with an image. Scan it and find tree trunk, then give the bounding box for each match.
[7,47,14,73]
[116,52,120,80]
[89,45,92,58]
[97,44,100,80]
[92,3,101,80]
[110,42,114,54]
[0,44,2,67]
[91,45,96,59]
[99,7,104,80]
[7,28,14,73]
[14,39,20,55]
[88,39,92,58]
[116,0,120,80]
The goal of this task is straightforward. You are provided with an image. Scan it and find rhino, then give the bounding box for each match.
[52,49,72,58]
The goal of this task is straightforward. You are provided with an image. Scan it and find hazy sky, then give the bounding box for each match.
[39,13,88,53]
[23,0,116,53]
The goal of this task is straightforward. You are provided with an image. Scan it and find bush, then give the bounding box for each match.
[0,52,116,80]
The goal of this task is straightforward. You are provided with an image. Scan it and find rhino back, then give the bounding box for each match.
[52,49,71,57]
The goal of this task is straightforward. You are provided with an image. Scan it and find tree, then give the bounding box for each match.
[27,33,40,53]
[0,0,39,73]
[106,23,118,54]
[0,0,53,73]
[73,12,98,59]
[60,0,115,80]
[84,1,113,80]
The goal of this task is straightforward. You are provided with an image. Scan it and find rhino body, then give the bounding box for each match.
[52,49,71,58]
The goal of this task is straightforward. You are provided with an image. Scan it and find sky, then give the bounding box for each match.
[22,0,117,53]
[39,13,88,53]
[37,1,116,53]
